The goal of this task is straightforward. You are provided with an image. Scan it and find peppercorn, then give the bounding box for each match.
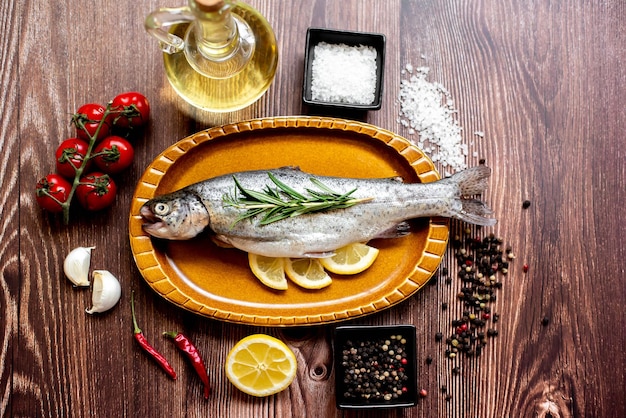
[437,228,513,371]
[435,332,443,342]
[541,316,550,326]
[522,200,531,209]
[339,334,414,403]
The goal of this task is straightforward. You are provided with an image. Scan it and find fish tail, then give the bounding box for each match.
[457,199,496,226]
[451,165,492,196]
[448,166,497,226]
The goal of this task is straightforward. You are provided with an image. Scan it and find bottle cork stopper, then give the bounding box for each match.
[195,0,225,12]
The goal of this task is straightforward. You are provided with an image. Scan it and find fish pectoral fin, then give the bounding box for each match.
[303,251,336,258]
[374,221,412,239]
[211,235,235,249]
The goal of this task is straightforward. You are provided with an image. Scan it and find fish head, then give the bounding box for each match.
[140,191,210,240]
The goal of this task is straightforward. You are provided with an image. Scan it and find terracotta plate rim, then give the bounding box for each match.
[128,116,449,326]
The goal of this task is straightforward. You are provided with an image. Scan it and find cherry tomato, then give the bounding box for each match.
[36,174,72,213]
[55,138,92,179]
[72,103,110,142]
[110,92,150,129]
[75,172,117,211]
[92,136,134,174]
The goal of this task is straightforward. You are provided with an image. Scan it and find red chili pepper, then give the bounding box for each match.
[164,331,210,399]
[130,293,176,380]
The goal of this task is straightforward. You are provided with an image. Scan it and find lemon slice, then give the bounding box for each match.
[319,243,380,275]
[225,334,297,397]
[284,258,333,289]
[248,253,288,290]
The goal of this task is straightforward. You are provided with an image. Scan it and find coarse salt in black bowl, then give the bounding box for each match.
[334,325,417,409]
[303,28,386,112]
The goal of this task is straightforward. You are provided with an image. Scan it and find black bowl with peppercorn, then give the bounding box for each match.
[334,325,417,409]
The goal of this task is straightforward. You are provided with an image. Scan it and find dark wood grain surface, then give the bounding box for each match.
[3,1,624,417]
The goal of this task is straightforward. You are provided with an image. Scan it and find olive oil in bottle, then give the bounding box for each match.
[146,0,278,113]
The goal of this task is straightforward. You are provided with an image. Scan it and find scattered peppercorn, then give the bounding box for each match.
[523,263,529,273]
[419,388,428,398]
[541,316,550,326]
[440,227,513,374]
[425,356,433,365]
[522,200,531,209]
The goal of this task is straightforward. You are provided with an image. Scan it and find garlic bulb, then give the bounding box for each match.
[63,246,95,287]
[86,270,121,314]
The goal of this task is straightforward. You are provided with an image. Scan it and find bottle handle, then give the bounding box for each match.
[144,6,196,54]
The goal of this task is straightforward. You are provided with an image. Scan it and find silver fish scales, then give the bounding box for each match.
[140,165,496,258]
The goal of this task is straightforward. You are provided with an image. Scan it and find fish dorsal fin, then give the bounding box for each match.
[278,165,301,172]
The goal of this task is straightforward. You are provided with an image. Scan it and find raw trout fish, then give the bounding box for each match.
[140,165,496,258]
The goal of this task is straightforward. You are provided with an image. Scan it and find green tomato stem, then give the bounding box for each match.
[62,104,118,224]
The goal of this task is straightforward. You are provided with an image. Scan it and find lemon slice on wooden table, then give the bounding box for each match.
[225,334,298,397]
[284,258,333,289]
[248,253,288,290]
[319,243,380,275]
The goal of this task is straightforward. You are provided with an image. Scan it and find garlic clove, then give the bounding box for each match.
[63,246,95,287]
[86,270,121,314]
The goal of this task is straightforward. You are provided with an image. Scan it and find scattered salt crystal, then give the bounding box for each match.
[474,131,485,138]
[397,66,468,173]
[310,42,377,105]
[405,63,414,73]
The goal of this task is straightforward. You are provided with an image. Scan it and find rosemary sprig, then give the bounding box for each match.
[223,172,372,226]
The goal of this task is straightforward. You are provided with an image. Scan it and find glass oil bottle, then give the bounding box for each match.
[145,0,278,112]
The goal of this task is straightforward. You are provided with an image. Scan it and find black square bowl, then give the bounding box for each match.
[334,325,417,409]
[303,28,386,112]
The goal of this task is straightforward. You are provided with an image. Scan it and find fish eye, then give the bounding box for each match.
[153,202,170,216]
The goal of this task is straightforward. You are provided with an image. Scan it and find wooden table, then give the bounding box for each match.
[4,1,624,416]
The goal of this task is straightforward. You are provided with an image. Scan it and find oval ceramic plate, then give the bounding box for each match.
[129,116,449,326]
